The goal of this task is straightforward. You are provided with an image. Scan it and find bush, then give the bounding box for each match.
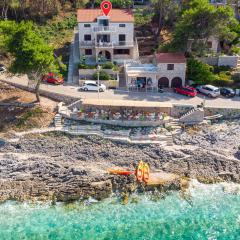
[213,65,232,74]
[79,63,96,69]
[93,70,110,81]
[101,61,114,69]
[212,76,234,87]
[232,73,240,83]
[187,58,216,85]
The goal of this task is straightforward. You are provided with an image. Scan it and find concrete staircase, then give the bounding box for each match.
[118,66,127,88]
[54,114,63,128]
[67,28,80,84]
[179,107,204,125]
[165,119,182,135]
[165,133,174,146]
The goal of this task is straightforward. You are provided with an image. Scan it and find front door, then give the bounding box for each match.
[136,77,146,89]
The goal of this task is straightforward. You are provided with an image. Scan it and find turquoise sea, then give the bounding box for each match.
[0,181,240,240]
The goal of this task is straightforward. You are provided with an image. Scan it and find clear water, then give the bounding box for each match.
[0,181,240,240]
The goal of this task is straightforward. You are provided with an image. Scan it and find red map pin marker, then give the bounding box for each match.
[101,1,112,16]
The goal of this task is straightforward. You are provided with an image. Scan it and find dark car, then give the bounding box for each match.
[220,88,235,98]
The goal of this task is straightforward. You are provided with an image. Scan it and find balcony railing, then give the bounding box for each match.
[92,26,116,32]
[80,41,95,47]
[96,42,114,48]
[80,41,135,48]
[113,41,134,47]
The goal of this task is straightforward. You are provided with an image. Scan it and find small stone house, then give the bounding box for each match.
[124,53,187,90]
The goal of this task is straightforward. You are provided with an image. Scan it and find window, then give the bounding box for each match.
[167,64,174,70]
[84,24,91,28]
[99,19,109,26]
[119,34,126,42]
[84,35,91,41]
[119,24,126,28]
[207,41,213,48]
[114,49,130,55]
[85,49,92,55]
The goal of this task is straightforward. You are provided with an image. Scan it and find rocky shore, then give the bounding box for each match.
[0,120,239,202]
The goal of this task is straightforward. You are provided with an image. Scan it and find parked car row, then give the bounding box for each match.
[175,85,237,98]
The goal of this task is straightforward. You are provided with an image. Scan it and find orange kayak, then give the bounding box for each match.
[108,169,135,176]
[143,163,150,183]
[136,160,144,182]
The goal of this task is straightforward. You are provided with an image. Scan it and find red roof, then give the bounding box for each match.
[155,53,186,64]
[77,9,134,23]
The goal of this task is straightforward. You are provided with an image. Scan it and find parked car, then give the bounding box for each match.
[0,65,6,73]
[197,85,220,98]
[79,81,107,92]
[174,86,197,97]
[220,87,235,98]
[42,72,64,85]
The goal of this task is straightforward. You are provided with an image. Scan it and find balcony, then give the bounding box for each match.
[80,41,135,48]
[95,42,114,48]
[92,26,116,33]
[113,41,134,47]
[80,41,95,47]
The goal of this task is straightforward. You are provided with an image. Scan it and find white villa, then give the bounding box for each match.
[124,53,187,90]
[77,9,139,64]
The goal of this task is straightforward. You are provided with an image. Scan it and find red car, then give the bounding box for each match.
[42,72,64,85]
[174,86,197,97]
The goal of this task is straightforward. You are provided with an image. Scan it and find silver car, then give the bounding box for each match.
[197,85,220,98]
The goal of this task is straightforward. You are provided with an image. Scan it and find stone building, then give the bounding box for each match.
[124,53,187,90]
[77,9,139,64]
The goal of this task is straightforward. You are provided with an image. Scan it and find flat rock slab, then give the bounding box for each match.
[147,171,179,186]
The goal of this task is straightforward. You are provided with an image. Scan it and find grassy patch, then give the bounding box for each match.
[16,107,46,129]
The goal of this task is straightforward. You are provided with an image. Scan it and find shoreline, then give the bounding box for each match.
[0,120,240,203]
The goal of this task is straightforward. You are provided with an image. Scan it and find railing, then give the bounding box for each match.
[113,41,134,47]
[92,26,116,32]
[80,41,95,47]
[95,42,114,48]
[80,41,135,48]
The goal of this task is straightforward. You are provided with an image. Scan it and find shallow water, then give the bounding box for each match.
[0,181,240,240]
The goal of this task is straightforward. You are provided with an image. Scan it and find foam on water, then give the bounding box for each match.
[0,181,240,240]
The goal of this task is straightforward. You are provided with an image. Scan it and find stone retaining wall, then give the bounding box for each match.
[172,104,240,119]
[198,55,239,68]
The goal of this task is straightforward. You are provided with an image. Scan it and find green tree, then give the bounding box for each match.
[0,20,58,102]
[187,58,216,84]
[164,0,238,54]
[151,0,182,36]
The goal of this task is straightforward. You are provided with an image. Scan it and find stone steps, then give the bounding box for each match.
[54,114,62,128]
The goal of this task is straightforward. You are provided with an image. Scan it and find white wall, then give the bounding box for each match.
[78,22,134,44]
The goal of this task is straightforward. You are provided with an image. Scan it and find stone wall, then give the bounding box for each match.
[198,55,239,68]
[172,104,240,119]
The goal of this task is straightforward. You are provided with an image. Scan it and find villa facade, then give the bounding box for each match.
[124,53,187,90]
[77,9,139,64]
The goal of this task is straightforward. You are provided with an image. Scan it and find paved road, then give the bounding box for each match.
[1,74,240,109]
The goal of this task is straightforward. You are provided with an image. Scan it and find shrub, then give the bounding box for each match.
[212,76,234,87]
[232,73,240,83]
[187,58,216,85]
[79,63,96,69]
[213,65,232,74]
[93,70,110,80]
[101,61,114,69]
